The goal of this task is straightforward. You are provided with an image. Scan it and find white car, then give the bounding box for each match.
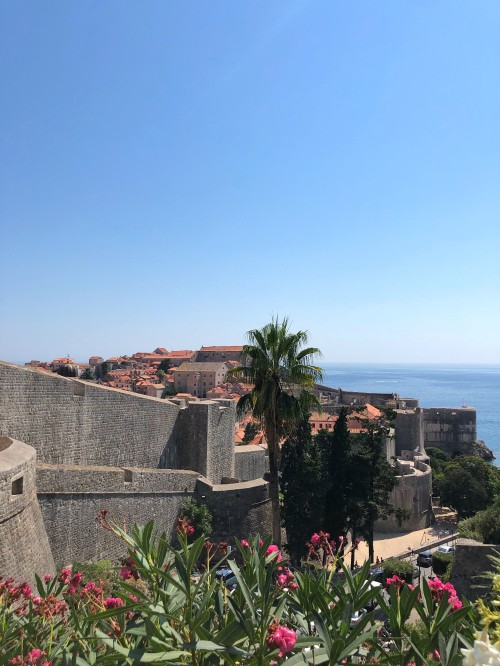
[350,609,367,628]
[437,545,455,554]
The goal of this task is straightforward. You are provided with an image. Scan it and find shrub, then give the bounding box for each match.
[381,557,414,583]
[180,497,212,537]
[432,551,453,578]
[0,516,481,665]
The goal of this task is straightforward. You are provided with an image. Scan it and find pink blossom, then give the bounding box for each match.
[266,544,282,562]
[386,575,405,591]
[310,533,321,546]
[43,574,52,583]
[269,626,297,657]
[59,568,71,584]
[103,596,124,609]
[259,539,264,546]
[433,650,440,660]
[240,539,249,548]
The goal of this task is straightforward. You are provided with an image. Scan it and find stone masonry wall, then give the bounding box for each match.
[0,437,55,583]
[375,459,432,533]
[196,477,272,540]
[451,538,499,602]
[0,362,181,469]
[36,464,200,563]
[423,407,476,456]
[395,409,424,456]
[234,445,269,481]
[177,399,235,483]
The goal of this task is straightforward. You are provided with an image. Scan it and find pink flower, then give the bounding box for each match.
[103,596,124,609]
[240,539,249,548]
[266,544,282,562]
[267,624,297,657]
[386,575,405,591]
[59,568,71,584]
[259,539,264,547]
[310,533,321,546]
[43,574,52,583]
[433,650,440,660]
[277,574,288,586]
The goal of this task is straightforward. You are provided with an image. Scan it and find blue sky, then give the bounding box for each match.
[1,1,499,364]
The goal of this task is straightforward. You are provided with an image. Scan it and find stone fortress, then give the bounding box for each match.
[0,362,477,583]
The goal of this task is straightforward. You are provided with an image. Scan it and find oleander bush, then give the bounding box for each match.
[0,514,483,665]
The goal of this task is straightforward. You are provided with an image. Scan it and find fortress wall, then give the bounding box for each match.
[234,445,268,481]
[450,539,499,602]
[36,464,199,494]
[0,438,55,583]
[375,460,432,533]
[177,399,235,483]
[395,409,424,456]
[423,407,476,455]
[338,389,394,407]
[196,477,272,540]
[0,362,181,469]
[38,491,195,565]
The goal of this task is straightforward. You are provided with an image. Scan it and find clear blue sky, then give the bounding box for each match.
[1,1,499,364]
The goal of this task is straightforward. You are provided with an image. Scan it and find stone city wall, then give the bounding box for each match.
[0,362,235,483]
[196,477,272,541]
[451,538,499,602]
[395,409,424,456]
[423,407,476,456]
[0,437,55,583]
[234,445,268,481]
[375,458,432,533]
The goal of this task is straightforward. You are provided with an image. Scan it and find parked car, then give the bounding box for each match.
[350,609,367,628]
[436,545,455,554]
[363,580,383,611]
[416,550,433,568]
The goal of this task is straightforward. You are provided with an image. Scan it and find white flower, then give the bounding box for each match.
[461,631,500,665]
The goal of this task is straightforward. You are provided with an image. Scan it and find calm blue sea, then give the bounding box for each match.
[321,363,500,461]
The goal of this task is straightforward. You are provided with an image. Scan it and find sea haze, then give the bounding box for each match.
[321,363,500,461]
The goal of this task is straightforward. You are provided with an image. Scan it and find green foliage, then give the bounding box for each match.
[229,317,323,543]
[351,419,399,561]
[458,498,500,543]
[242,421,259,444]
[72,559,119,596]
[0,516,482,665]
[158,358,172,373]
[100,361,110,377]
[319,407,352,542]
[440,456,500,518]
[432,551,454,577]
[381,557,414,583]
[426,447,452,475]
[280,419,323,563]
[180,498,213,538]
[80,366,96,380]
[56,364,78,377]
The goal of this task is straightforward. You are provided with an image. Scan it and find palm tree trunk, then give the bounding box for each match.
[266,420,282,547]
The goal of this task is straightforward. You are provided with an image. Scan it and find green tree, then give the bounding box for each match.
[242,421,259,444]
[99,361,110,378]
[317,407,352,542]
[157,368,166,383]
[56,364,77,377]
[80,367,95,381]
[158,358,172,373]
[458,497,500,543]
[280,418,323,564]
[230,317,322,545]
[351,418,398,563]
[441,456,500,518]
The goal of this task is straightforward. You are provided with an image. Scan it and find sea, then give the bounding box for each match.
[321,363,500,462]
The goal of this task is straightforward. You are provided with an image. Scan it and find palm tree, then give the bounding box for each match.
[230,318,323,545]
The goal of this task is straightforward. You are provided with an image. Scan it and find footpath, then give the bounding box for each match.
[351,510,458,565]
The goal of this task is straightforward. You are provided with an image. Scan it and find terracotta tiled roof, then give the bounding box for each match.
[166,350,195,358]
[199,346,243,352]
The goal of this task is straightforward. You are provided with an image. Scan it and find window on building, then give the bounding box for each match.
[11,477,23,495]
